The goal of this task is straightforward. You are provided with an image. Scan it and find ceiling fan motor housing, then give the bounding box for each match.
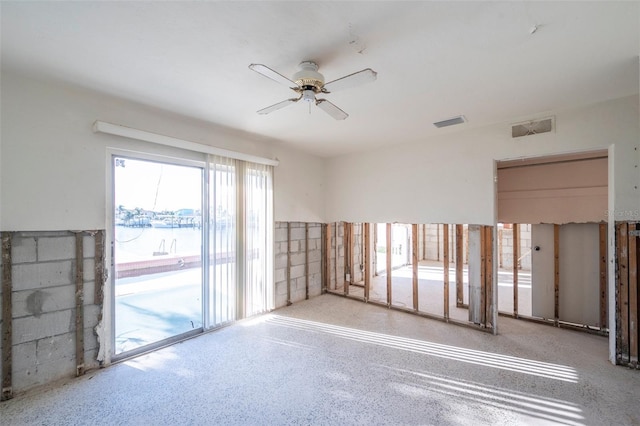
[293,61,325,92]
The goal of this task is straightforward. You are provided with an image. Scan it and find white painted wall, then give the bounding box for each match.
[0,71,325,230]
[325,95,640,225]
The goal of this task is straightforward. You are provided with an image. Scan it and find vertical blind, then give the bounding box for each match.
[207,155,273,327]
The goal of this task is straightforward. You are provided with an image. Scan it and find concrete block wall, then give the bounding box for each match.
[2,231,103,396]
[274,222,323,308]
[498,224,532,270]
[350,223,364,284]
[327,223,345,291]
[422,224,462,264]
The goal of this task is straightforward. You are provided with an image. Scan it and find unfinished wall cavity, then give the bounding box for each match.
[0,231,105,399]
[274,223,323,308]
[326,222,495,332]
[615,222,639,368]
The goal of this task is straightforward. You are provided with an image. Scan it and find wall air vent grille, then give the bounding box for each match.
[512,117,554,138]
[433,115,466,128]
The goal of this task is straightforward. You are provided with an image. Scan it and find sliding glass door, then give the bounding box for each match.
[113,156,203,355]
[112,153,274,357]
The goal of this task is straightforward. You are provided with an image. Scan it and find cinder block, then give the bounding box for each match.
[36,332,75,365]
[275,268,285,283]
[276,242,288,255]
[12,286,75,318]
[35,356,76,389]
[296,277,306,290]
[12,237,37,264]
[290,227,306,241]
[308,250,322,263]
[308,226,322,239]
[275,254,288,269]
[290,265,305,279]
[83,280,96,306]
[290,252,306,266]
[292,289,306,303]
[12,260,73,291]
[83,235,96,258]
[274,228,287,242]
[38,236,75,262]
[85,348,99,369]
[289,240,299,253]
[84,326,98,352]
[274,293,288,309]
[275,281,288,296]
[308,261,321,275]
[83,305,102,328]
[12,341,39,391]
[13,309,74,345]
[83,258,95,282]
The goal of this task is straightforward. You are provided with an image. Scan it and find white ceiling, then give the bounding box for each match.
[2,1,638,157]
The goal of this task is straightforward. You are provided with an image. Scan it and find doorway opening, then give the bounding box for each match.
[497,150,608,333]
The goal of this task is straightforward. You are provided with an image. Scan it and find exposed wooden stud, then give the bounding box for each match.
[386,223,392,307]
[1,233,13,400]
[498,228,503,268]
[479,227,487,325]
[94,230,105,306]
[334,223,338,292]
[618,223,630,360]
[443,224,450,320]
[325,223,331,293]
[349,222,355,290]
[412,224,419,311]
[513,224,519,318]
[629,223,638,362]
[305,223,309,300]
[455,225,464,308]
[320,223,327,294]
[422,224,426,261]
[364,223,371,302]
[484,226,493,328]
[599,223,607,328]
[464,227,469,266]
[554,224,560,327]
[343,222,349,295]
[74,233,85,377]
[436,224,441,261]
[286,222,292,306]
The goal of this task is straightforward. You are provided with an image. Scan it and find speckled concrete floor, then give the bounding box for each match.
[3,295,639,425]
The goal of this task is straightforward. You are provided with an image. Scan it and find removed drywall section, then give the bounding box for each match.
[274,222,322,308]
[6,231,103,395]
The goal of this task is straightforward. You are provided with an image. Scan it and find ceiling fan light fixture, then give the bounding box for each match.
[249,61,376,120]
[301,89,316,103]
[293,61,325,91]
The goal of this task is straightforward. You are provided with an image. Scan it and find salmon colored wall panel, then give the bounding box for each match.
[498,157,607,224]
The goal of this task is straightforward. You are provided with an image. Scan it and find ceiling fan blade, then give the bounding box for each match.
[257,97,300,115]
[249,64,298,88]
[323,68,377,93]
[316,99,348,120]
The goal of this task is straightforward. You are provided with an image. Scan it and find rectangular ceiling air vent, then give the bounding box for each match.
[511,117,554,138]
[433,115,466,128]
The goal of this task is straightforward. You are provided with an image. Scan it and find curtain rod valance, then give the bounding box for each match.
[93,121,279,166]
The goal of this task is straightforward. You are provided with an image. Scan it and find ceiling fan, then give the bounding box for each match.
[249,61,377,120]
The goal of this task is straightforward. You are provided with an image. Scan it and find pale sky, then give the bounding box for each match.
[114,157,202,212]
